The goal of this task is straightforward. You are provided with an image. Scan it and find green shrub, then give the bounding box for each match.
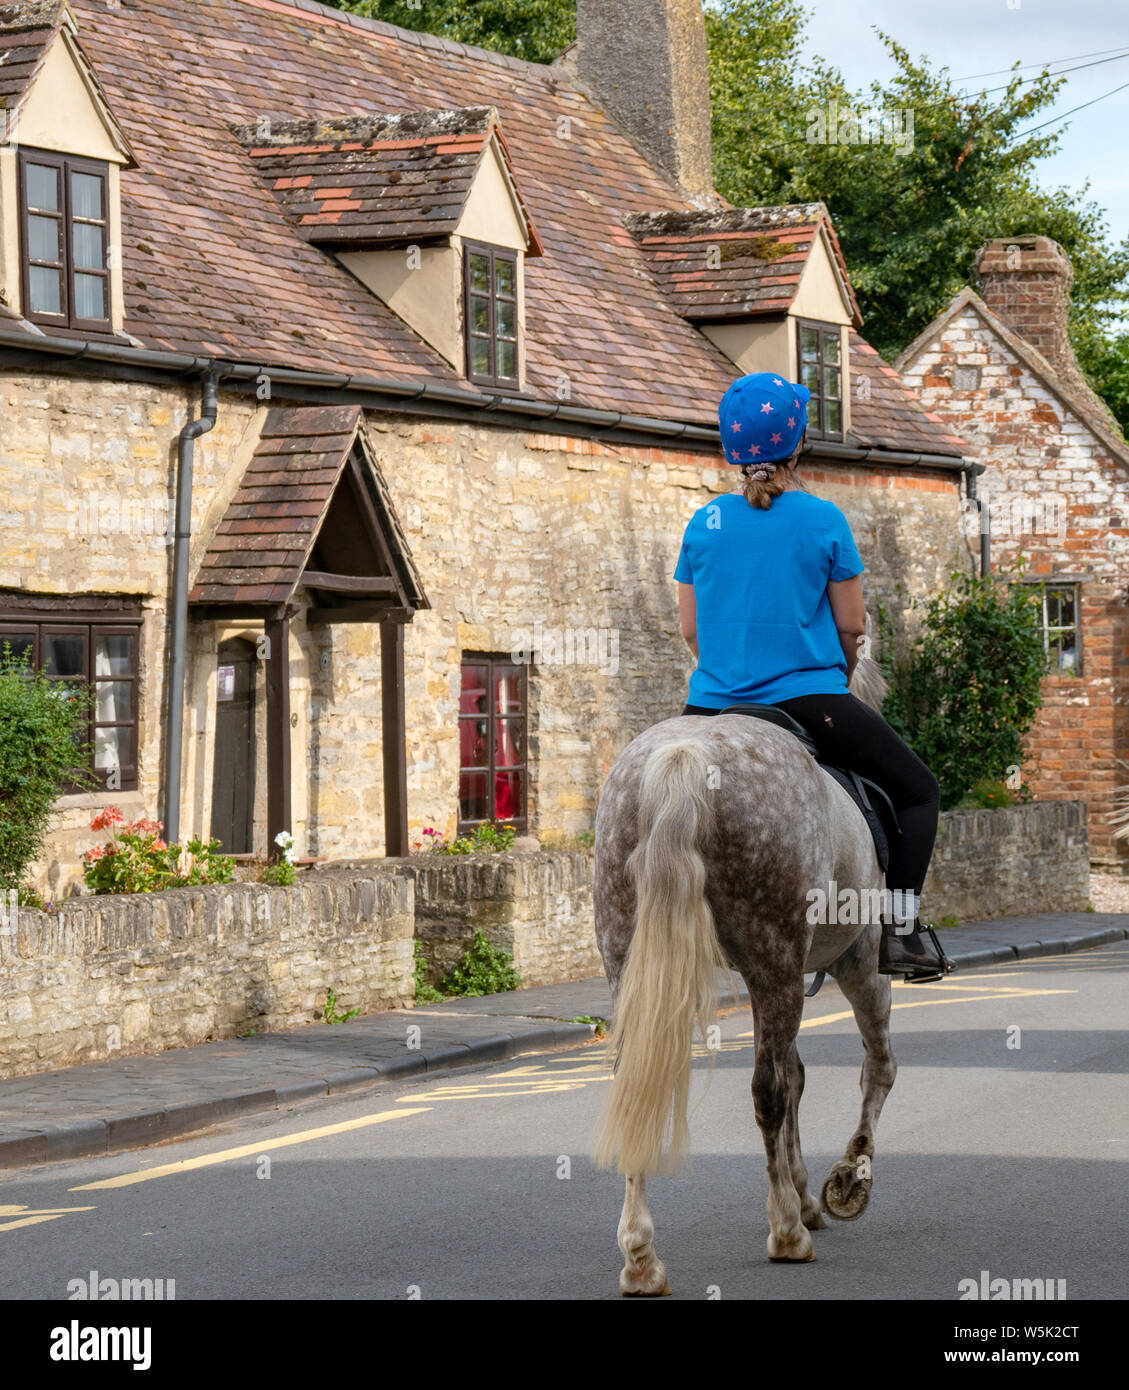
[439,929,522,998]
[880,571,1047,811]
[0,643,96,895]
[956,778,1016,810]
[413,941,445,1004]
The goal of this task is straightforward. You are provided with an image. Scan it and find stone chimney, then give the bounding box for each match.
[574,0,714,202]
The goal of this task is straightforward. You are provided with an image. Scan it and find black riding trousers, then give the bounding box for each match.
[681,691,941,895]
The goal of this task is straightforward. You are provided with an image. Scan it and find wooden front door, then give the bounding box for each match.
[210,638,256,852]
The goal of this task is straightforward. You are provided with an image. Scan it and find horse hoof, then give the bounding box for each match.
[821,1161,872,1221]
[803,1209,828,1231]
[620,1262,672,1296]
[767,1230,816,1262]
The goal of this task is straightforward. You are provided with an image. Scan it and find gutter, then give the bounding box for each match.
[162,369,220,843]
[0,326,980,471]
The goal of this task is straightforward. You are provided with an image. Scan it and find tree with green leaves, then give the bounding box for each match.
[321,0,573,63]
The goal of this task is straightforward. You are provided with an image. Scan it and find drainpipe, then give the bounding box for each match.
[163,369,220,843]
[965,466,991,577]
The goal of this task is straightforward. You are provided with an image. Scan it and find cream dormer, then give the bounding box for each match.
[0,1,135,335]
[625,203,862,441]
[237,107,543,392]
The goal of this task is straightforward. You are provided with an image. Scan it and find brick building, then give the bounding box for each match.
[898,236,1129,866]
[0,0,977,897]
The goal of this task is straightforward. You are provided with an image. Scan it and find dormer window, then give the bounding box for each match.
[237,107,542,389]
[19,148,111,332]
[797,320,843,440]
[464,242,519,389]
[0,4,135,335]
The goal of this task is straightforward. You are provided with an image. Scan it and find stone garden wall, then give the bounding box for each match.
[0,808,1088,1079]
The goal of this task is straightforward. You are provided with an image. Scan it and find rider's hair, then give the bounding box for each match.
[739,443,807,510]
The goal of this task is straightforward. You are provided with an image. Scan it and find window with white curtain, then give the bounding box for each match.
[0,606,140,791]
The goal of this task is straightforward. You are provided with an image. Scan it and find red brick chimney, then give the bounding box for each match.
[975,234,1122,433]
[573,0,715,203]
[975,236,1078,365]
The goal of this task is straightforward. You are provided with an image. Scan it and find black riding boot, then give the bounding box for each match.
[879,918,955,983]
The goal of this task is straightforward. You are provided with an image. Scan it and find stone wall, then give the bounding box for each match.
[395,849,598,988]
[0,871,415,1079]
[0,801,1088,1078]
[923,800,1090,922]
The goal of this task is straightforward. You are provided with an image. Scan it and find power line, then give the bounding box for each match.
[1015,74,1129,138]
[953,44,1129,82]
[954,47,1129,101]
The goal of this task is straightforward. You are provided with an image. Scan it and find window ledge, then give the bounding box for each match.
[57,790,145,811]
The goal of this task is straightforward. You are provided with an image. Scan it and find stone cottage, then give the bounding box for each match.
[898,236,1129,865]
[0,0,977,897]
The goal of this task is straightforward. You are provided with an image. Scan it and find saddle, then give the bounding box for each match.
[718,704,899,876]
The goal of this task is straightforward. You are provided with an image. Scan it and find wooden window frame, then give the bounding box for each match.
[1031,580,1082,677]
[795,318,845,441]
[0,604,141,792]
[463,240,520,390]
[458,652,528,834]
[18,146,112,334]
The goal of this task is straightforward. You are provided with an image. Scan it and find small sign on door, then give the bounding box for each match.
[217,664,235,702]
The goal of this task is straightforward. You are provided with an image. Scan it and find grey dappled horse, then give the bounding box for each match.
[592,671,895,1294]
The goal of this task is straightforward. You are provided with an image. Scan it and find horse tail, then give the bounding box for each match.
[594,731,728,1176]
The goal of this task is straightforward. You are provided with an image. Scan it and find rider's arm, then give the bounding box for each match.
[678,582,698,660]
[828,575,867,680]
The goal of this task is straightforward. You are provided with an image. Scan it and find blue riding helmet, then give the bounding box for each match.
[719,372,811,466]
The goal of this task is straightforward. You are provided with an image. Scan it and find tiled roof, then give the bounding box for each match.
[189,404,430,607]
[0,0,964,457]
[849,333,968,456]
[625,204,863,326]
[236,106,543,253]
[190,405,363,606]
[0,0,64,113]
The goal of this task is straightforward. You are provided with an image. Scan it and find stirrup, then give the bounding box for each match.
[879,919,955,983]
[903,923,956,983]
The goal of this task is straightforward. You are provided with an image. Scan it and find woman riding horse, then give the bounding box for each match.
[673,371,953,982]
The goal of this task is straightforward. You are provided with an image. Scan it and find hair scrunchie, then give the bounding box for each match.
[743,462,778,483]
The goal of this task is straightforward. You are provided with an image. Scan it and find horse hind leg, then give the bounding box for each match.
[822,931,896,1222]
[750,982,815,1262]
[784,1047,827,1231]
[617,1175,671,1296]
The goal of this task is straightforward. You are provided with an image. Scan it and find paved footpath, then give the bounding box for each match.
[1,912,1125,1168]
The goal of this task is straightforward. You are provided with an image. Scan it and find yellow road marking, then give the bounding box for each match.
[736,986,1077,1037]
[0,1203,97,1232]
[69,1107,431,1191]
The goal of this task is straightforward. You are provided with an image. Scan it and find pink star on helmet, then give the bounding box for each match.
[731,421,741,432]
[773,378,785,387]
[748,444,761,456]
[770,432,782,444]
[787,416,796,427]
[760,402,773,415]
[794,398,802,409]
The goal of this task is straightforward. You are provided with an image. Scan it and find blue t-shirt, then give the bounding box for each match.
[673,490,865,707]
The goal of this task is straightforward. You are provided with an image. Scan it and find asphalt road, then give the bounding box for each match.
[2,944,1126,1301]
